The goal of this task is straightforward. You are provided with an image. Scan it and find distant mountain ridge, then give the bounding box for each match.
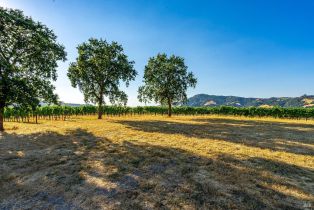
[183,94,314,108]
[61,102,86,107]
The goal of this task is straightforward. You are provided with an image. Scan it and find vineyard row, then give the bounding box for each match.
[3,105,314,123]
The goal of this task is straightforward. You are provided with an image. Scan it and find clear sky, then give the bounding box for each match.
[1,0,314,106]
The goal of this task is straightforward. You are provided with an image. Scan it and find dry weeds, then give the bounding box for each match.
[0,115,313,209]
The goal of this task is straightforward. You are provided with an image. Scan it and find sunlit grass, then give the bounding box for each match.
[1,115,313,209]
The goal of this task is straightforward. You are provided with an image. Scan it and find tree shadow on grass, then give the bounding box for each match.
[0,129,313,209]
[116,118,314,156]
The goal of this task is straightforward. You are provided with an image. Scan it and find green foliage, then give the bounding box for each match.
[4,105,314,123]
[138,53,197,116]
[67,38,137,118]
[0,7,67,130]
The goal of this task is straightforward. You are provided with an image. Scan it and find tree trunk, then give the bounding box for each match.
[167,98,172,117]
[0,68,3,131]
[98,102,103,119]
[0,103,4,131]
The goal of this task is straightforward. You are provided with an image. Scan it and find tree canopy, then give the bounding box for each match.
[138,53,197,116]
[0,7,67,131]
[67,38,137,119]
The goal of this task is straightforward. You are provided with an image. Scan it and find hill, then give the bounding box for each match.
[184,94,314,107]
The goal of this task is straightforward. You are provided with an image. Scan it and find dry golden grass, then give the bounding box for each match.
[303,98,314,105]
[0,115,313,209]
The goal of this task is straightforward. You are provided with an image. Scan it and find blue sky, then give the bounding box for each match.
[1,0,314,105]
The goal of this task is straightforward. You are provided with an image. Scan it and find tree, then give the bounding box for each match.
[0,7,66,131]
[138,53,197,117]
[67,38,137,119]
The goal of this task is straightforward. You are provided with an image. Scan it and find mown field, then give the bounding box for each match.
[0,115,313,209]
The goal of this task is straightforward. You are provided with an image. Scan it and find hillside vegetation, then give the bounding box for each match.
[185,94,314,107]
[1,115,313,209]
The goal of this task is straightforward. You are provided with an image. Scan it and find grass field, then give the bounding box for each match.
[0,115,313,209]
